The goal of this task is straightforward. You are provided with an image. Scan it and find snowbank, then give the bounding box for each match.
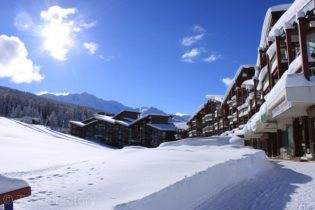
[0,117,272,210]
[116,149,271,210]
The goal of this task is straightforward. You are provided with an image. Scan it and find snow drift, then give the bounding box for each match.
[116,142,272,210]
[0,117,272,210]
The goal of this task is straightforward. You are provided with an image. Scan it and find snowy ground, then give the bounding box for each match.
[0,117,315,210]
[197,160,315,210]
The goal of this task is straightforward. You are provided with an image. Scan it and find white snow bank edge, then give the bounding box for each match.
[115,150,273,210]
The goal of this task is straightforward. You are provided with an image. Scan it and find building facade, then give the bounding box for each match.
[187,1,315,160]
[70,111,180,148]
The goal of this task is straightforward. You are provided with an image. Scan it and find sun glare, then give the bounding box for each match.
[41,20,74,61]
[40,6,76,61]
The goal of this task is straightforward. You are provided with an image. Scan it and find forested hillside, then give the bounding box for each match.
[0,86,98,129]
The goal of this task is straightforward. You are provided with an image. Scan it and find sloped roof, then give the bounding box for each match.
[147,123,176,131]
[129,114,170,126]
[222,65,256,103]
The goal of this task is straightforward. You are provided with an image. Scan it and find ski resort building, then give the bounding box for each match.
[221,65,257,133]
[188,1,315,160]
[69,111,179,148]
[243,1,315,159]
[187,97,222,137]
[129,114,176,147]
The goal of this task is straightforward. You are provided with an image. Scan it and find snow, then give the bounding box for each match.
[94,114,134,126]
[197,160,315,210]
[241,79,254,90]
[69,121,85,127]
[229,136,244,145]
[205,95,223,103]
[266,42,276,58]
[222,65,255,103]
[264,71,315,111]
[0,117,271,210]
[287,54,302,74]
[147,123,176,131]
[0,175,29,194]
[174,122,188,130]
[259,4,291,48]
[93,114,116,123]
[269,0,312,38]
[257,4,291,66]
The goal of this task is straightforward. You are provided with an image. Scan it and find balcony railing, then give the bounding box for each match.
[189,130,197,137]
[202,114,213,123]
[202,126,213,133]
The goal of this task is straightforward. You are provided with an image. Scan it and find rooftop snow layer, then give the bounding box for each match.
[147,123,176,131]
[259,4,291,48]
[0,175,29,194]
[222,65,256,103]
[269,0,312,38]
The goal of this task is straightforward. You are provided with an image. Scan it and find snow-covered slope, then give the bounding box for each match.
[0,117,271,210]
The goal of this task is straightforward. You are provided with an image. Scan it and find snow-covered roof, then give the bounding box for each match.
[69,121,86,127]
[147,123,176,131]
[0,175,29,194]
[112,110,140,119]
[188,95,223,122]
[94,114,116,124]
[174,122,189,130]
[130,114,170,126]
[205,95,224,103]
[222,65,255,103]
[94,114,134,127]
[69,120,98,127]
[269,0,314,38]
[256,4,291,67]
[259,4,291,48]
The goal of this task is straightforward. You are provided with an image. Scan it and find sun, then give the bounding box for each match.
[41,20,74,61]
[40,6,77,61]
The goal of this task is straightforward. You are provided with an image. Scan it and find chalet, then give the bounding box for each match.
[129,114,176,147]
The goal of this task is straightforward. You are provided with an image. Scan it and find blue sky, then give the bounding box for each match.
[0,0,291,114]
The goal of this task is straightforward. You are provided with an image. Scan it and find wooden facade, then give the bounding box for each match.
[129,114,176,147]
[69,111,178,148]
[187,98,222,137]
[187,2,315,160]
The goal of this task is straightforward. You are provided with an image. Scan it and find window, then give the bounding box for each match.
[279,40,288,63]
[306,31,315,62]
[280,48,287,63]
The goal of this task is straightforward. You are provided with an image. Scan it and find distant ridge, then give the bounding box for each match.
[40,92,190,122]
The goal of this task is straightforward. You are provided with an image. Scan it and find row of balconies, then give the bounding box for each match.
[188,130,197,137]
[202,113,213,123]
[202,126,213,134]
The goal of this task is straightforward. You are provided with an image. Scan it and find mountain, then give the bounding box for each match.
[40,92,190,121]
[138,106,167,116]
[172,114,191,122]
[41,92,136,114]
